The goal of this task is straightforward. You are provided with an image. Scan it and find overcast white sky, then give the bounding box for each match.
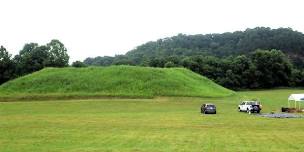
[0,0,303,62]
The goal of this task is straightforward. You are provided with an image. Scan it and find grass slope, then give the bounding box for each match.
[1,89,304,152]
[0,66,234,100]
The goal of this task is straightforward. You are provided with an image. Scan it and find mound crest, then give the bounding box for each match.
[0,66,234,99]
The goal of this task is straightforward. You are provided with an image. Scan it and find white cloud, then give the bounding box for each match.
[0,0,303,62]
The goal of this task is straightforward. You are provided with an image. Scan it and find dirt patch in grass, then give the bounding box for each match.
[257,113,303,118]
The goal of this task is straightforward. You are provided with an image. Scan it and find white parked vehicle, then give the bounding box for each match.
[238,101,262,114]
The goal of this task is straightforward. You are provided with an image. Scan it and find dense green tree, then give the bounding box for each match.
[219,69,240,89]
[119,27,304,67]
[149,58,165,67]
[84,56,114,66]
[250,49,292,88]
[85,27,304,68]
[112,55,134,65]
[181,57,199,72]
[229,55,252,88]
[0,46,15,84]
[164,61,175,68]
[13,40,69,77]
[46,39,69,67]
[14,44,50,76]
[72,61,87,67]
[0,40,70,84]
[179,50,293,89]
[289,69,304,86]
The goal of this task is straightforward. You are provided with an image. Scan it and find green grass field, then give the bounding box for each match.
[1,89,304,152]
[0,66,234,101]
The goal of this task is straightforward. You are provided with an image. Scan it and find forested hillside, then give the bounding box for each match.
[84,27,304,90]
[85,27,304,67]
[2,27,304,90]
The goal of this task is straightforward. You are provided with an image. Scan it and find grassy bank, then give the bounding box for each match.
[0,66,234,101]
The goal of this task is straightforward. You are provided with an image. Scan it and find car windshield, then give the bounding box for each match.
[206,105,215,108]
[247,101,259,105]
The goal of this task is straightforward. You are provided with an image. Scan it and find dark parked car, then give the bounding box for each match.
[201,103,216,114]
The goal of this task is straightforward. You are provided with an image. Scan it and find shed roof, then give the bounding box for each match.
[288,94,304,102]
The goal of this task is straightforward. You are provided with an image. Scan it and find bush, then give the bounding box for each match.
[164,61,175,68]
[72,61,87,67]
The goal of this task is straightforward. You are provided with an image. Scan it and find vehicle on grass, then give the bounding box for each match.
[238,101,262,114]
[201,103,216,114]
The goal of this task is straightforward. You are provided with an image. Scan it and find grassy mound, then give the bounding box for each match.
[0,66,234,100]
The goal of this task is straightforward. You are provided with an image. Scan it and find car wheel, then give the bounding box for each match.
[238,107,241,112]
[247,109,251,114]
[257,110,260,114]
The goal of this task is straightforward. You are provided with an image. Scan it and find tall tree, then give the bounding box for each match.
[0,46,15,84]
[250,49,292,88]
[47,39,69,67]
[14,43,49,76]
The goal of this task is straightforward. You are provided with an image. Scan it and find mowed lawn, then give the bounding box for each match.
[1,89,304,152]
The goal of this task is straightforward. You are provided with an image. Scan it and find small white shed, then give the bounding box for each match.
[288,94,304,109]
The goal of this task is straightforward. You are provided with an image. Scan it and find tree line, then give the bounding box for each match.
[84,27,304,68]
[84,27,304,90]
[85,49,304,90]
[0,40,70,84]
[2,27,304,90]
[124,27,304,68]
